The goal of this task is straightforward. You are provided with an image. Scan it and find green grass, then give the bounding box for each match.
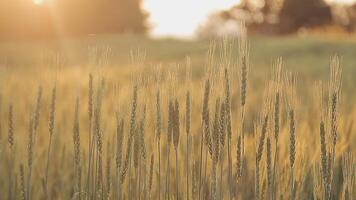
[0,34,355,94]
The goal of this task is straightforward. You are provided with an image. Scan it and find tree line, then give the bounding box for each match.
[0,0,148,40]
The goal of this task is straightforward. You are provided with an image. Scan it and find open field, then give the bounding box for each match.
[0,35,355,199]
[1,35,355,95]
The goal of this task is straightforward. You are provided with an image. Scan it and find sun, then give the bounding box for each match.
[33,0,45,5]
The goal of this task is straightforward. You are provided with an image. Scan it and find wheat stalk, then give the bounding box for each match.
[266,137,272,200]
[106,142,112,199]
[238,33,249,198]
[120,86,138,200]
[185,90,191,200]
[116,116,124,200]
[33,86,42,137]
[173,99,180,200]
[285,72,297,200]
[199,79,211,200]
[211,98,220,200]
[225,68,233,200]
[73,97,81,200]
[155,90,162,200]
[19,164,26,200]
[148,153,154,199]
[271,58,282,200]
[93,79,105,200]
[44,84,56,200]
[139,105,147,200]
[8,104,14,149]
[25,87,43,200]
[327,55,342,200]
[87,73,94,199]
[7,104,14,200]
[165,99,174,199]
[26,111,34,200]
[255,87,270,200]
[320,121,329,199]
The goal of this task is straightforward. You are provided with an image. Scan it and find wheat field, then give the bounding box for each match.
[0,35,355,200]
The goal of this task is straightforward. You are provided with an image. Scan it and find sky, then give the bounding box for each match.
[143,0,356,38]
[143,0,239,38]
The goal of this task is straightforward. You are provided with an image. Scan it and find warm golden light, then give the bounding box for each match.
[143,0,239,38]
[33,0,44,5]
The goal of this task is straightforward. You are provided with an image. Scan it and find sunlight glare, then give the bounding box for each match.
[33,0,45,5]
[143,0,239,38]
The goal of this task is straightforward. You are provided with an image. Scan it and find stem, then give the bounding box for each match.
[27,165,33,200]
[128,154,132,200]
[290,167,294,200]
[86,121,93,200]
[138,158,142,200]
[8,148,14,200]
[272,138,279,200]
[219,153,224,200]
[255,159,259,200]
[203,148,208,193]
[228,139,232,200]
[198,128,204,200]
[44,135,53,199]
[158,140,161,200]
[93,145,98,199]
[143,160,147,200]
[165,145,170,199]
[117,165,121,200]
[186,135,189,200]
[175,149,179,200]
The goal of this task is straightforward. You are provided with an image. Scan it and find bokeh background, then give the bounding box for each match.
[2,0,356,39]
[0,0,355,97]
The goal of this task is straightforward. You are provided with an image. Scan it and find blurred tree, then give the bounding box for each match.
[198,0,335,36]
[0,0,148,40]
[279,0,332,33]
